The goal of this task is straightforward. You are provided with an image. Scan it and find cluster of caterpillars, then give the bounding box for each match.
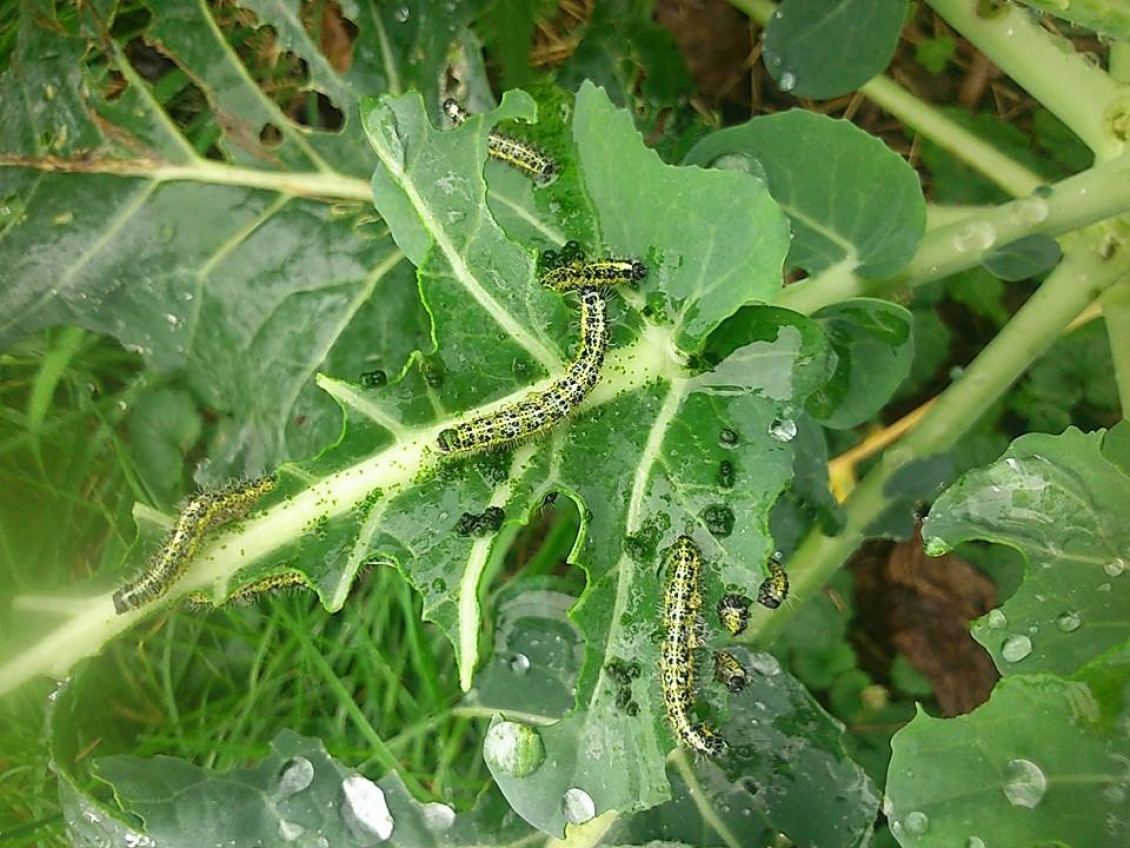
[658,535,790,757]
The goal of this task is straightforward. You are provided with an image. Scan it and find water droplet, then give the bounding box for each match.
[561,787,596,825]
[420,802,456,832]
[483,720,545,778]
[748,653,781,677]
[708,152,756,173]
[778,71,797,92]
[1001,633,1032,662]
[953,221,997,253]
[923,536,950,557]
[509,653,531,675]
[1013,195,1049,225]
[52,211,73,226]
[1056,610,1082,632]
[394,6,410,22]
[340,774,394,841]
[278,756,315,797]
[768,417,797,442]
[164,312,181,328]
[718,428,739,448]
[1001,758,1047,808]
[360,369,388,388]
[965,837,986,848]
[1104,557,1126,577]
[984,609,1008,629]
[904,810,929,835]
[278,820,305,841]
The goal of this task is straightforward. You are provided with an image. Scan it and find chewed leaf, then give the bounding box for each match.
[571,82,791,352]
[923,425,1130,677]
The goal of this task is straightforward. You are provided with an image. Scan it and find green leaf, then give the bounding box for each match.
[762,0,906,99]
[684,110,926,278]
[0,0,435,475]
[572,83,790,351]
[806,299,914,429]
[923,427,1130,677]
[886,673,1129,848]
[85,729,511,847]
[980,234,1062,281]
[610,650,878,847]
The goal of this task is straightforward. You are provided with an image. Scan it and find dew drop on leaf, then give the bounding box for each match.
[278,820,305,841]
[277,756,315,798]
[748,652,781,677]
[509,653,531,675]
[702,504,735,537]
[904,810,929,835]
[965,837,986,848]
[483,720,545,778]
[340,774,394,841]
[1001,633,1032,662]
[768,417,797,442]
[561,787,596,825]
[1104,557,1126,577]
[420,802,456,833]
[1001,758,1047,808]
[778,71,797,92]
[984,608,1008,629]
[1056,610,1082,632]
[718,428,739,448]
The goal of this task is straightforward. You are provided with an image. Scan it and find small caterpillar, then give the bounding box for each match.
[757,560,789,610]
[113,475,278,614]
[436,287,608,455]
[713,650,748,693]
[660,535,725,757]
[541,259,648,293]
[717,593,751,636]
[187,569,310,608]
[442,98,557,185]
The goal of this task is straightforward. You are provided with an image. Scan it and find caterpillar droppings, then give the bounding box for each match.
[713,650,748,693]
[660,535,725,757]
[757,560,789,610]
[442,98,557,185]
[436,287,608,456]
[113,475,278,615]
[717,592,751,636]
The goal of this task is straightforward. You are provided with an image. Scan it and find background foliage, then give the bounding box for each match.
[1,1,1128,847]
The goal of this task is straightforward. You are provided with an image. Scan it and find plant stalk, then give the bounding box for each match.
[761,230,1130,644]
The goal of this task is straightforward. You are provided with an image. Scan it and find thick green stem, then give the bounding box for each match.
[929,0,1126,159]
[760,231,1130,644]
[1101,275,1130,415]
[732,0,1042,195]
[779,153,1130,314]
[1015,0,1130,45]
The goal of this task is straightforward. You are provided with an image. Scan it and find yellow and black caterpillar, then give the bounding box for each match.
[442,98,557,185]
[659,535,725,757]
[437,287,608,455]
[113,475,278,614]
[757,560,789,609]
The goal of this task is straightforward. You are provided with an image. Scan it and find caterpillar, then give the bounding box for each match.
[113,475,278,614]
[541,259,648,293]
[713,650,748,694]
[716,592,751,636]
[187,569,310,608]
[757,560,789,610]
[660,535,725,757]
[436,287,608,455]
[442,98,557,185]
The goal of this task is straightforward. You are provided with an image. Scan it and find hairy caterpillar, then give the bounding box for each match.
[113,475,278,614]
[541,259,648,293]
[713,650,748,693]
[757,560,789,610]
[660,535,725,757]
[187,569,310,608]
[442,98,557,185]
[717,592,751,636]
[436,287,608,455]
